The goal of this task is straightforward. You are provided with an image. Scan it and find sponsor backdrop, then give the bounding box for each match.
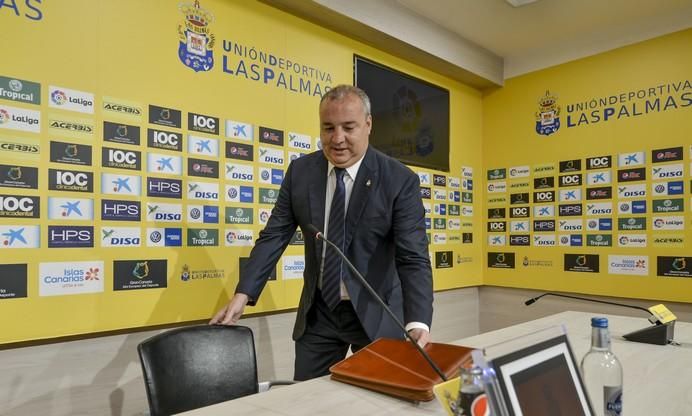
[483,29,692,302]
[0,1,483,343]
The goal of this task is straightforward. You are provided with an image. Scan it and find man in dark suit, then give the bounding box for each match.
[211,85,433,381]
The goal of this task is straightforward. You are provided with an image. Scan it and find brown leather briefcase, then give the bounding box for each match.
[330,338,473,402]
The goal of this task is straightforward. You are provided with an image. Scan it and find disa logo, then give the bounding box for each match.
[535,90,561,136]
[177,0,215,72]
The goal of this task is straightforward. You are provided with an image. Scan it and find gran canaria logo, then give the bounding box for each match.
[535,90,561,136]
[177,0,215,72]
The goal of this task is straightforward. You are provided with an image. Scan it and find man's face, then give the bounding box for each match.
[319,93,372,168]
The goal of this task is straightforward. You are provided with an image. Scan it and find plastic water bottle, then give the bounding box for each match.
[580,317,623,416]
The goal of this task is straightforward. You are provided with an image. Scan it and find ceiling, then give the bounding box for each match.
[262,0,692,88]
[397,0,692,78]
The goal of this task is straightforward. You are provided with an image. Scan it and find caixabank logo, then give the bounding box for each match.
[177,1,215,72]
[535,90,560,136]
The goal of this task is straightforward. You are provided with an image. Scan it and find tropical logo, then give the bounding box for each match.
[177,0,215,72]
[535,90,561,136]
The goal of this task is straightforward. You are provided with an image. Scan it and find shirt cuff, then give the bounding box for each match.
[405,321,430,333]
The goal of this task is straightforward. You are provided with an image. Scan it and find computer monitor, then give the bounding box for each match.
[474,326,594,416]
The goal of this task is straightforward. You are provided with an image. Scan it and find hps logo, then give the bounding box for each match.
[177,1,215,72]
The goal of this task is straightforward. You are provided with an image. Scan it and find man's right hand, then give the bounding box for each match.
[209,293,250,325]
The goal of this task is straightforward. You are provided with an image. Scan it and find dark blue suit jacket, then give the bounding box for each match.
[236,146,433,341]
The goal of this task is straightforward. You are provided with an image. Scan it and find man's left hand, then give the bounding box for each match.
[408,328,431,347]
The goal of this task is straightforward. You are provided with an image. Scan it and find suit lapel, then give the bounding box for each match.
[309,155,328,264]
[345,148,378,250]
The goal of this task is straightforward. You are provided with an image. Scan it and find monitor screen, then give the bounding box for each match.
[490,334,593,416]
[354,56,450,172]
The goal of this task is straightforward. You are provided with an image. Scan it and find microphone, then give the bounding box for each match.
[305,224,447,381]
[525,292,676,345]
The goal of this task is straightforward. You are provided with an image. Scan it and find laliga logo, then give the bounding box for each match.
[576,255,587,266]
[50,90,67,105]
[535,90,561,136]
[177,0,215,72]
[0,109,9,124]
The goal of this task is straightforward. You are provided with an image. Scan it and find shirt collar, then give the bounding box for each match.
[328,153,365,180]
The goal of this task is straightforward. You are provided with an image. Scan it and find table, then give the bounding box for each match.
[181,311,692,415]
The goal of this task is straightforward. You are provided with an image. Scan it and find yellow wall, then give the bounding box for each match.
[482,29,692,302]
[0,0,483,343]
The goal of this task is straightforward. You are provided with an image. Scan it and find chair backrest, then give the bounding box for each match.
[137,324,259,416]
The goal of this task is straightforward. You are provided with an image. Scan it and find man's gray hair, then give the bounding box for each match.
[320,85,371,117]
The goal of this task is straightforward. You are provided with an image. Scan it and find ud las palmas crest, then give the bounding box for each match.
[178,0,215,72]
[535,90,561,136]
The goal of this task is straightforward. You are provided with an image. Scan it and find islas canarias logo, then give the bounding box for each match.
[535,90,561,136]
[177,0,215,72]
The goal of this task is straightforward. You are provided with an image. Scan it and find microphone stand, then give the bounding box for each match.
[310,225,447,381]
[525,292,676,345]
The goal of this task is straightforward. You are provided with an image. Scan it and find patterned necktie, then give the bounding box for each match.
[321,167,346,310]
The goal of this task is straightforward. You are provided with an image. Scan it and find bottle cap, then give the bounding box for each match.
[591,317,608,328]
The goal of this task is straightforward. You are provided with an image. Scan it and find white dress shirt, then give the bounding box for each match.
[319,155,429,334]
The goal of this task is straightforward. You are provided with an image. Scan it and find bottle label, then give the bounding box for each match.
[604,385,622,416]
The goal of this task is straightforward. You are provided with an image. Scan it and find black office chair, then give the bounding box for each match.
[137,324,294,416]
